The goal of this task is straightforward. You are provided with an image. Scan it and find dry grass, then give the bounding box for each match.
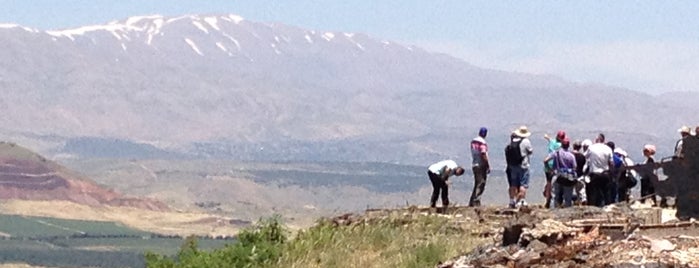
[276,211,487,268]
[0,200,239,236]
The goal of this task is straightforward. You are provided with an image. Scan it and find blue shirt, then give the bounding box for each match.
[546,140,562,170]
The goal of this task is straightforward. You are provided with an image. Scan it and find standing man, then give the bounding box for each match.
[584,137,614,207]
[505,126,534,208]
[469,127,490,207]
[427,160,465,212]
[676,126,691,158]
[572,141,588,205]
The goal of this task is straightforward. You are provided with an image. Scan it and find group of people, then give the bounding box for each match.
[426,125,697,210]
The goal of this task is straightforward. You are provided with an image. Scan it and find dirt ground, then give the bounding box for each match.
[413,203,699,268]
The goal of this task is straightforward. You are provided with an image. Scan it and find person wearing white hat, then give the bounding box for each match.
[675,126,691,158]
[505,126,533,208]
[639,144,658,205]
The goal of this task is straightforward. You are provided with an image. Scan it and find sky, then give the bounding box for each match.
[2,0,699,94]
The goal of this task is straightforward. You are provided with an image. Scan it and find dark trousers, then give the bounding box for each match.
[544,170,555,208]
[428,171,448,207]
[469,166,488,207]
[617,184,630,202]
[587,172,610,207]
[607,179,618,204]
[640,178,656,203]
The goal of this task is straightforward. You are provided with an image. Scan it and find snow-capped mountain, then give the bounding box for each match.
[0,14,695,163]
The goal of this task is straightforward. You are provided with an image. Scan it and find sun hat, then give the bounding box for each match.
[613,148,628,157]
[643,144,656,155]
[581,139,592,147]
[513,126,531,138]
[678,126,691,134]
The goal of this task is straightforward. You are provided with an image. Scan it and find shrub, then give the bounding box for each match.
[145,215,287,268]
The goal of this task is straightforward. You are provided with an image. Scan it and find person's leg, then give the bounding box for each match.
[544,170,555,208]
[469,166,486,207]
[428,172,440,207]
[590,173,611,207]
[507,166,520,208]
[575,178,587,205]
[606,178,618,204]
[563,185,574,207]
[579,180,588,205]
[585,175,595,206]
[440,179,449,208]
[618,185,629,202]
[599,173,611,206]
[554,180,564,208]
[641,178,657,206]
[518,168,530,206]
[640,178,650,203]
[587,173,602,207]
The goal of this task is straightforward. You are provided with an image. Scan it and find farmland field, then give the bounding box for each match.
[0,214,233,267]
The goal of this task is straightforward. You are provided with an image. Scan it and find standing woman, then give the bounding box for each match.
[639,144,657,205]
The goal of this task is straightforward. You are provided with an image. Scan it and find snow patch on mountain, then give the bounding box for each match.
[322,32,335,41]
[0,24,37,32]
[270,43,282,55]
[184,38,203,55]
[221,14,244,24]
[204,17,220,31]
[222,33,241,50]
[192,21,209,34]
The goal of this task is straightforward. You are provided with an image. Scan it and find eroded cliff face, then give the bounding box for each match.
[0,142,168,211]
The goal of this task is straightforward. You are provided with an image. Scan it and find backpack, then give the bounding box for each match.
[505,139,524,166]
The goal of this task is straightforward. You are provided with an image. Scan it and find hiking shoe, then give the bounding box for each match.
[518,200,528,207]
[508,201,516,209]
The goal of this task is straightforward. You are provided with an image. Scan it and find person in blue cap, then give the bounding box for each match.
[469,127,490,206]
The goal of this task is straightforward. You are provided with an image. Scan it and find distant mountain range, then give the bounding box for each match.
[1,14,696,165]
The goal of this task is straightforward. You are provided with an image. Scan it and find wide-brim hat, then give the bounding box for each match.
[678,125,691,134]
[513,126,531,138]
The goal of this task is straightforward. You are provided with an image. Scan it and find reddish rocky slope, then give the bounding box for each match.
[0,142,168,211]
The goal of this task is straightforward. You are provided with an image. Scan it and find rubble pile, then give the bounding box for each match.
[438,205,699,268]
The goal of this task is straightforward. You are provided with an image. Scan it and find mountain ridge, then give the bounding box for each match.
[1,14,696,164]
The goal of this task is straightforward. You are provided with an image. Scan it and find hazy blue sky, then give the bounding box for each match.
[2,0,698,94]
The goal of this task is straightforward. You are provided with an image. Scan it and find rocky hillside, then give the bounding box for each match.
[0,142,167,210]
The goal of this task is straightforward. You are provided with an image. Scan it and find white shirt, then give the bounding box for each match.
[585,143,613,174]
[428,160,458,176]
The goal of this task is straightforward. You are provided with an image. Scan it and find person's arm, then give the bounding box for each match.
[542,153,552,164]
[439,166,451,181]
[480,143,490,172]
[481,152,490,172]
